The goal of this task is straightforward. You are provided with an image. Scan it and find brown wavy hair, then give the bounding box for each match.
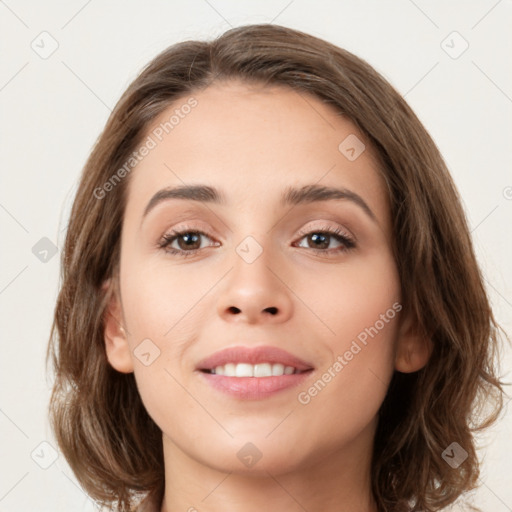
[46,23,508,511]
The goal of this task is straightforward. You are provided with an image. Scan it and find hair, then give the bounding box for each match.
[47,23,508,512]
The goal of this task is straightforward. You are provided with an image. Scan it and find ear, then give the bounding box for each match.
[102,278,134,373]
[394,308,432,373]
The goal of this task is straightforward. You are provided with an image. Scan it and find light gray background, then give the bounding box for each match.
[1,1,511,510]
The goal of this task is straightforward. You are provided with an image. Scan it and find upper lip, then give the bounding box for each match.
[196,345,315,372]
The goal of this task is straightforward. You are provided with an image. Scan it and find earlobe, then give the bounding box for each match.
[394,311,432,373]
[102,279,134,374]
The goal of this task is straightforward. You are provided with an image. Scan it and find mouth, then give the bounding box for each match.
[195,345,315,400]
[196,344,315,374]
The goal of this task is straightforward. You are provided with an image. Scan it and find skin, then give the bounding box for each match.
[103,80,431,512]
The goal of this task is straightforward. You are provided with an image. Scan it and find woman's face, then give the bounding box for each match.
[106,80,416,475]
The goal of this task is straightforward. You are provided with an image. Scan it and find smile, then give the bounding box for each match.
[201,362,308,377]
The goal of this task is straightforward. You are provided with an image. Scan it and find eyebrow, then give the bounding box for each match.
[142,183,376,222]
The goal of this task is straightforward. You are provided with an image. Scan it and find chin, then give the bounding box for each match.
[193,437,313,476]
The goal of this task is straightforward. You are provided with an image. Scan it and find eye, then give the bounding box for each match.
[158,227,219,258]
[294,225,356,255]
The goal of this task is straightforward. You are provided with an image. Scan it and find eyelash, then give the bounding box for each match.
[158,224,356,259]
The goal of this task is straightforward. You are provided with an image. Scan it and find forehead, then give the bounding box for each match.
[124,80,390,232]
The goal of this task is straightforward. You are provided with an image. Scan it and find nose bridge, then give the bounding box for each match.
[227,202,293,287]
[230,230,277,290]
[228,203,275,263]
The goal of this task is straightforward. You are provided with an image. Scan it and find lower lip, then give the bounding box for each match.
[197,370,314,400]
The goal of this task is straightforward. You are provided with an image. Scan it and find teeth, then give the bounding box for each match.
[211,362,298,377]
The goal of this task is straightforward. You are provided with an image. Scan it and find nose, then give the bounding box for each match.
[216,242,294,325]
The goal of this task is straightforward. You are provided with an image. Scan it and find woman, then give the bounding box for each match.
[47,24,507,512]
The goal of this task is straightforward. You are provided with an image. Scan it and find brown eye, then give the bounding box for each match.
[172,232,202,251]
[159,228,219,257]
[295,226,356,254]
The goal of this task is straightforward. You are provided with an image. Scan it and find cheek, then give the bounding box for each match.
[119,260,201,430]
[293,248,401,349]
[289,250,400,421]
[118,255,216,408]
[120,255,209,343]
